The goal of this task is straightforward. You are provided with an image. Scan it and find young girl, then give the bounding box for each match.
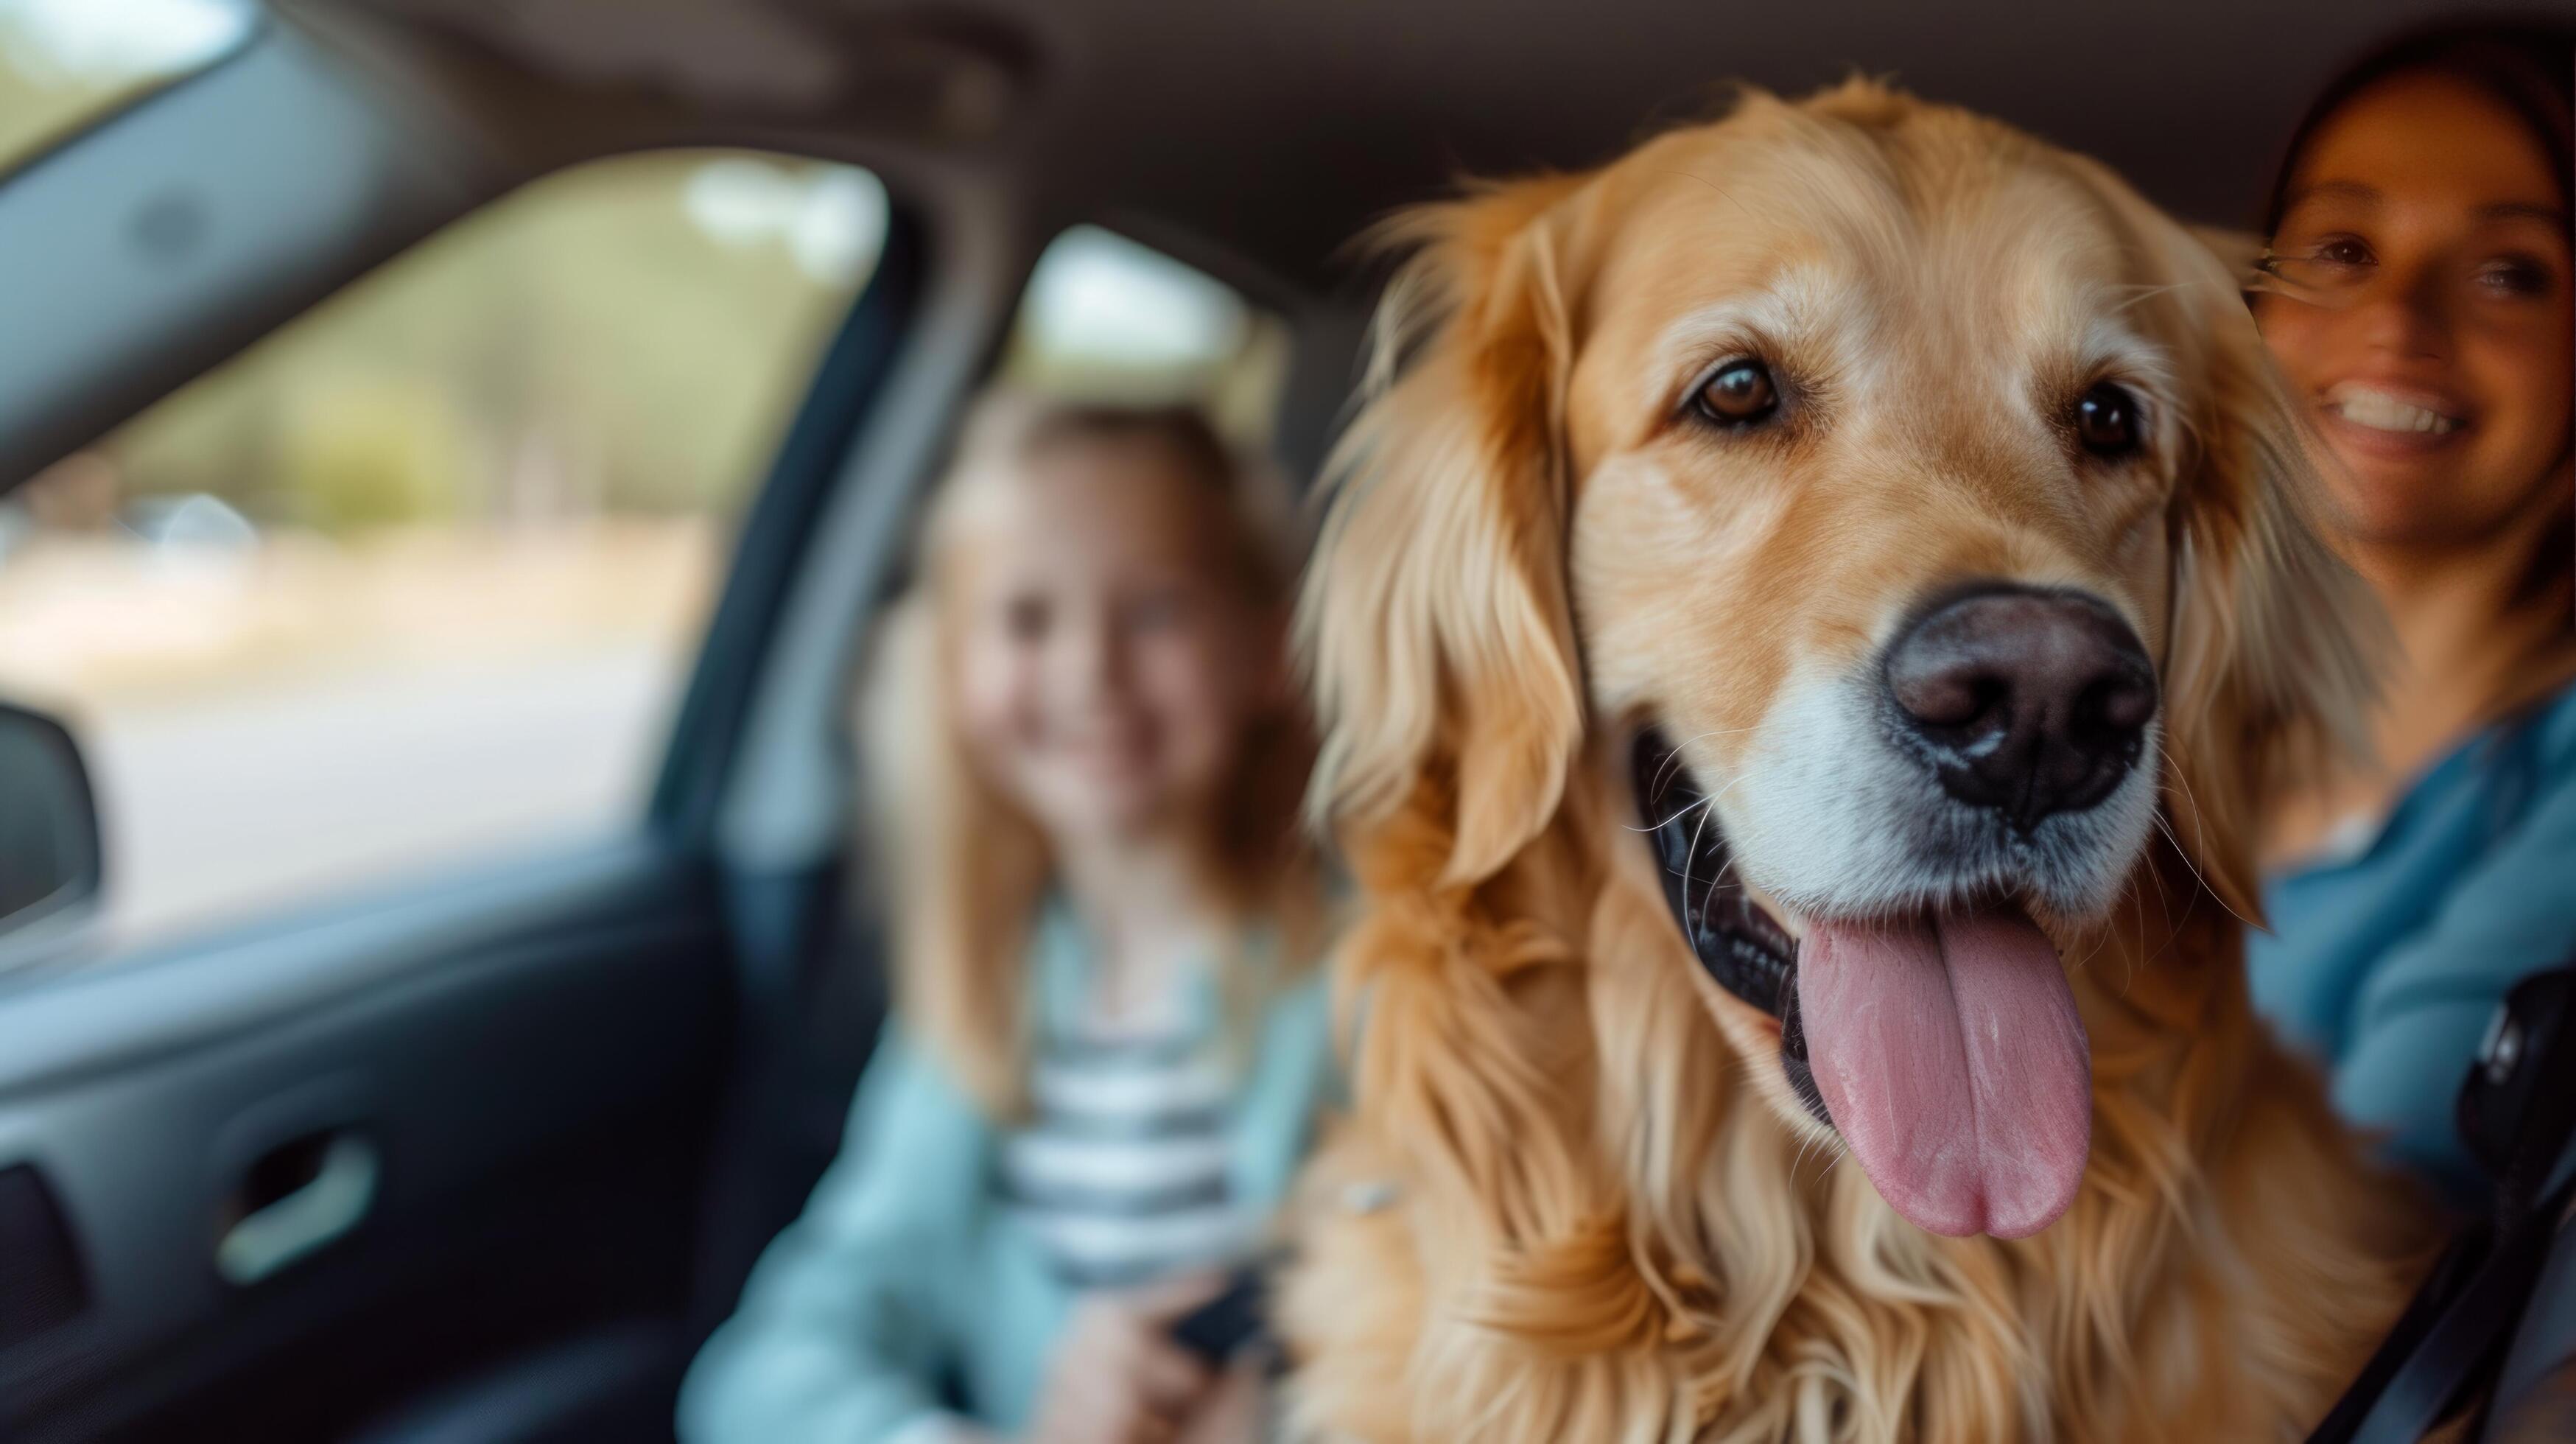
[2247,21,2575,1199]
[680,396,1333,1444]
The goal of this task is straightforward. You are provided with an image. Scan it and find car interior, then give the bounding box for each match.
[0,1,2566,1440]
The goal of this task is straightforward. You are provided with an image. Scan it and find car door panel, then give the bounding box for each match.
[0,839,731,1442]
[0,9,942,1435]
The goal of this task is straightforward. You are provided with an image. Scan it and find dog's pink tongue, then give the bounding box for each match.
[1797,908,2090,1238]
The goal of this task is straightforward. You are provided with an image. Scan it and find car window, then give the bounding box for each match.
[0,0,256,173]
[997,225,1293,448]
[0,150,891,948]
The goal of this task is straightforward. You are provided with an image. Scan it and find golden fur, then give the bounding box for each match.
[1281,83,2432,1443]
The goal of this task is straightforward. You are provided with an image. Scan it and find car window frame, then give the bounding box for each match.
[0,141,927,971]
[650,198,928,850]
[0,1,267,188]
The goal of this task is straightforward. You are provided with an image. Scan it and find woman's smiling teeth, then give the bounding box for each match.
[2328,382,2463,435]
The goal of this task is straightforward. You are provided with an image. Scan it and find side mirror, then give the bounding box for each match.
[0,701,103,946]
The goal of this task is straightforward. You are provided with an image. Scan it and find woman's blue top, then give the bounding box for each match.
[2251,679,2576,1202]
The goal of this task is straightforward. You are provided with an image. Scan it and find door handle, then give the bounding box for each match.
[216,1132,378,1286]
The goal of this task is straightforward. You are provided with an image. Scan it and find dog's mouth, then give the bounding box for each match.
[1631,730,1822,1115]
[1632,726,2093,1240]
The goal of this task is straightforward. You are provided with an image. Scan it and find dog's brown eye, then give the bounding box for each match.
[2076,383,2141,458]
[1695,360,1778,426]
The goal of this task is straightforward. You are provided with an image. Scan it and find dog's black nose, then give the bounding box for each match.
[1884,586,2156,833]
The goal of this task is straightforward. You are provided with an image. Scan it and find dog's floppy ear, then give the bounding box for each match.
[1301,176,1592,886]
[2155,227,2380,923]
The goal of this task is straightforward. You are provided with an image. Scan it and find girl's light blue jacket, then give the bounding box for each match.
[678,915,1336,1443]
[2251,679,2576,1203]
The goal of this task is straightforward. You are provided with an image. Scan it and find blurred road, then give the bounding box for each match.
[80,642,676,944]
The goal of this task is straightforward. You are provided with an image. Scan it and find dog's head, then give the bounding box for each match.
[1304,83,2373,1241]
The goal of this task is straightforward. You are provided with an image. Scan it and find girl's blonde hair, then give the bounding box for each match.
[857,390,1327,1115]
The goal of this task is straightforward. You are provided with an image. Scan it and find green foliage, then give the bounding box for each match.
[276,374,474,531]
[0,47,130,172]
[101,152,877,533]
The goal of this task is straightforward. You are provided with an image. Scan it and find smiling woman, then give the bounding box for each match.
[2256,38,2572,567]
[2247,20,2576,1200]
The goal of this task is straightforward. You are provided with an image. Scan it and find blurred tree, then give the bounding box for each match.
[0,55,114,164]
[0,0,253,173]
[97,153,884,533]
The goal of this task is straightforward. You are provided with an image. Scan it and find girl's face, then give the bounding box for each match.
[950,442,1278,845]
[2256,71,2572,553]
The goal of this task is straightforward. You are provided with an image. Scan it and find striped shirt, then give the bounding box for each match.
[998,1021,1252,1289]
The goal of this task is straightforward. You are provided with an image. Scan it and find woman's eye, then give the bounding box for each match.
[1123,591,1189,634]
[2074,382,2143,459]
[1693,359,1780,426]
[2474,256,2555,298]
[1003,595,1049,643]
[2259,234,2374,295]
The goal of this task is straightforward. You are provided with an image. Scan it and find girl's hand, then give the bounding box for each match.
[1171,1350,1267,1444]
[1025,1272,1226,1444]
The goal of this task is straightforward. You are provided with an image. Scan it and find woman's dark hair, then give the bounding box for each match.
[2262,18,2574,237]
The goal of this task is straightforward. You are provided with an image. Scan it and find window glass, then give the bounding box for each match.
[0,150,890,947]
[997,225,1293,448]
[0,0,256,172]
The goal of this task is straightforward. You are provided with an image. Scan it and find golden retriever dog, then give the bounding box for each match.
[1280,80,2433,1443]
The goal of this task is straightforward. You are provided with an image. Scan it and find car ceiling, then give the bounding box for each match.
[327,0,2480,292]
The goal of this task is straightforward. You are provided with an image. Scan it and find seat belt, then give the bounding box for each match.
[2302,967,2576,1444]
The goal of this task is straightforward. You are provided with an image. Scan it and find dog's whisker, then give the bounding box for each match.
[2110,280,2192,313]
[2134,855,2172,979]
[1624,762,1770,850]
[2149,813,2203,897]
[2130,885,2150,995]
[2068,869,2141,978]
[2068,905,2109,976]
[1677,772,1742,906]
[1646,726,1761,798]
[1699,774,1766,896]
[1626,788,1719,836]
[1680,805,1708,921]
[2105,873,2146,997]
[2151,805,2247,933]
[1786,1108,1838,1182]
[2131,826,2186,980]
[2150,738,2255,931]
[2138,833,2172,917]
[1791,1134,1822,1180]
[1691,771,1770,911]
